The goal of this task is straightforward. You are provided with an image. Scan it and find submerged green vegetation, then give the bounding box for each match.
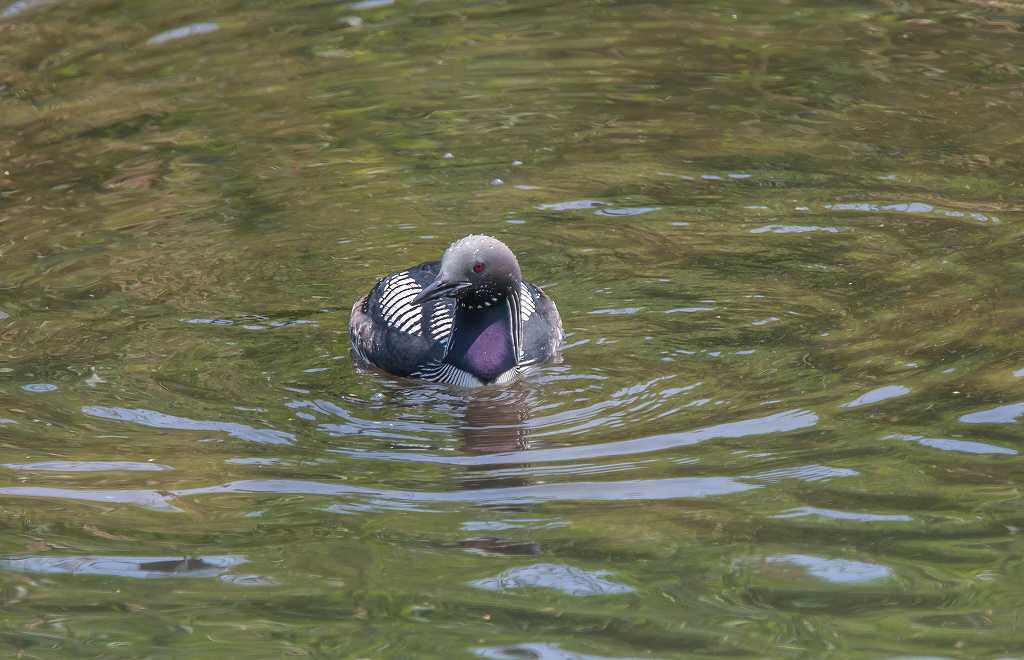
[2,0,1024,657]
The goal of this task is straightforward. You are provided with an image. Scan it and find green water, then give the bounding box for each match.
[3,0,1024,657]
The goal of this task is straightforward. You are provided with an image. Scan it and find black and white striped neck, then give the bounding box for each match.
[455,284,525,355]
[441,286,520,384]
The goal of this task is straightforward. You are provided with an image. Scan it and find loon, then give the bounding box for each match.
[349,235,563,387]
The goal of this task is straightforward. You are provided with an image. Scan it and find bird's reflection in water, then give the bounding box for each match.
[135,556,221,575]
[456,385,542,557]
[460,385,533,455]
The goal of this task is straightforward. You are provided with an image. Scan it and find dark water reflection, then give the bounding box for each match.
[0,554,247,579]
[3,0,1024,656]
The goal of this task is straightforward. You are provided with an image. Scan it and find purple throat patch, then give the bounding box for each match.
[462,317,514,379]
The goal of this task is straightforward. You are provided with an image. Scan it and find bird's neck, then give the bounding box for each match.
[457,284,510,310]
[448,286,520,383]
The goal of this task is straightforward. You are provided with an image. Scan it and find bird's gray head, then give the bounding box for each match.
[413,235,523,305]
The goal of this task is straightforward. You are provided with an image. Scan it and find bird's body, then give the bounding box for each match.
[349,237,562,387]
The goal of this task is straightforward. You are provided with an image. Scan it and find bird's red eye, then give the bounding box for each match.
[473,262,485,273]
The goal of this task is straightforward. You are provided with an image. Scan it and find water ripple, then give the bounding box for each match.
[469,563,634,596]
[473,643,637,660]
[295,398,450,434]
[764,554,892,584]
[774,507,911,523]
[589,307,643,316]
[181,476,759,505]
[594,207,659,217]
[825,202,998,224]
[1,461,172,472]
[0,461,860,512]
[82,406,295,445]
[1,0,54,18]
[751,225,841,234]
[0,486,181,512]
[0,477,761,512]
[462,519,566,532]
[537,200,606,211]
[750,465,858,483]
[21,383,57,393]
[147,22,219,46]
[840,385,911,409]
[886,433,1017,456]
[337,409,818,466]
[0,554,246,579]
[350,0,393,9]
[959,402,1024,425]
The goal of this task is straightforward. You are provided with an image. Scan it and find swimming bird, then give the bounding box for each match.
[349,235,563,386]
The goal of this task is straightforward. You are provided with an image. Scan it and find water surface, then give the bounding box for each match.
[3,0,1024,657]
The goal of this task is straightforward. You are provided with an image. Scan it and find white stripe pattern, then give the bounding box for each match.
[400,281,538,387]
[378,271,424,336]
[494,367,522,385]
[520,281,536,320]
[506,288,524,361]
[412,362,482,387]
[430,300,453,344]
[412,363,523,388]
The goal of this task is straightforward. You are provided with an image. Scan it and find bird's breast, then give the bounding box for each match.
[449,307,516,382]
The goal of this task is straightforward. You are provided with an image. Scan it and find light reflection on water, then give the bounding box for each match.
[824,202,999,224]
[1,461,173,472]
[334,407,818,465]
[840,385,912,409]
[82,406,296,445]
[959,402,1024,425]
[886,433,1018,456]
[2,0,1024,656]
[764,554,893,585]
[0,555,247,579]
[472,644,634,660]
[469,563,635,596]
